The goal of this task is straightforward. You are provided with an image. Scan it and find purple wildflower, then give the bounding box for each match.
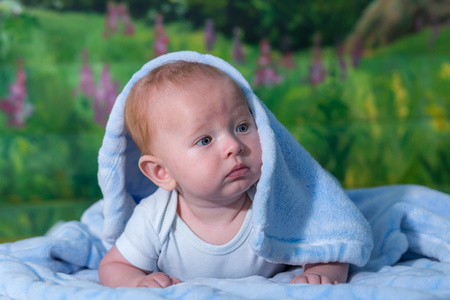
[93,64,120,127]
[118,3,134,36]
[309,34,326,87]
[103,1,134,39]
[336,40,347,80]
[0,59,33,127]
[205,18,216,52]
[103,1,119,38]
[280,35,296,69]
[254,39,282,86]
[80,49,96,99]
[153,14,169,57]
[350,36,363,68]
[282,52,296,69]
[232,27,245,64]
[79,51,120,127]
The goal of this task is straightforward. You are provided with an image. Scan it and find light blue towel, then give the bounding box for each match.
[1,184,449,299]
[98,51,373,266]
[348,184,450,270]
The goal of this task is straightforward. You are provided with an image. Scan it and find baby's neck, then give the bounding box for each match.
[176,192,251,245]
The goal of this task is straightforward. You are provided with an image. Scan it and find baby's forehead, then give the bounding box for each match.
[155,71,243,97]
[147,61,241,90]
[143,63,249,120]
[151,72,247,113]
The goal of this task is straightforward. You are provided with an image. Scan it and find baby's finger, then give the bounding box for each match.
[319,275,333,285]
[137,277,159,288]
[291,273,322,284]
[169,276,182,285]
[305,273,322,285]
[153,273,176,288]
[290,274,308,284]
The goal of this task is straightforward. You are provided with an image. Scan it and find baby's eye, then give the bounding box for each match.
[196,136,212,146]
[236,123,248,132]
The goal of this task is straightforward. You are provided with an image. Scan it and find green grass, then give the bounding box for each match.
[1,8,449,240]
[0,200,93,241]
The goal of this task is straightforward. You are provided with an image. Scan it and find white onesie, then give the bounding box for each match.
[116,187,286,281]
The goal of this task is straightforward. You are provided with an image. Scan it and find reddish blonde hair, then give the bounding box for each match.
[124,61,239,154]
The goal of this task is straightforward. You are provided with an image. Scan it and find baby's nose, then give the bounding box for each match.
[223,135,244,158]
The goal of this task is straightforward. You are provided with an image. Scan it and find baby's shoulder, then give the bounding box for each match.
[135,188,178,238]
[138,188,176,210]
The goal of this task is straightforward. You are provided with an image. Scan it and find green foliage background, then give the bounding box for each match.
[19,0,372,50]
[0,6,449,241]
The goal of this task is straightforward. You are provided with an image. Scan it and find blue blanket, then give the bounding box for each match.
[1,185,449,299]
[1,52,449,299]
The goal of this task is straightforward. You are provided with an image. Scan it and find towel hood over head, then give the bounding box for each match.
[97,51,374,267]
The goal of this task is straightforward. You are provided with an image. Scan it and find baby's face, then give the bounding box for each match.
[152,77,262,203]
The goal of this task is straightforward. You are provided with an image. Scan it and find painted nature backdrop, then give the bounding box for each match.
[1,0,449,241]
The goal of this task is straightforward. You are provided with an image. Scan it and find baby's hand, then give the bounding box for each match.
[291,273,337,285]
[137,272,182,288]
[290,262,348,285]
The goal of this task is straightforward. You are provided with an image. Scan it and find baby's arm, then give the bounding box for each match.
[291,262,349,285]
[98,245,181,288]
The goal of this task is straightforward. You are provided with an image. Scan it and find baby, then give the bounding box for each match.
[98,61,348,288]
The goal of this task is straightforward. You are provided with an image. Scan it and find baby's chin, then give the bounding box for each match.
[223,179,257,198]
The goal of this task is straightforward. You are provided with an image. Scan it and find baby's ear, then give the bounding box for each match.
[139,155,177,191]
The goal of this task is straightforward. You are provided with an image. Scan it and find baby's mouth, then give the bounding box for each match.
[227,164,250,179]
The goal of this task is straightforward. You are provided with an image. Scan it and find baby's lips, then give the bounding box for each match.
[227,164,250,178]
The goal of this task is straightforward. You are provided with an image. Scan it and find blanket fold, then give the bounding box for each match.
[348,184,450,270]
[97,51,373,266]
